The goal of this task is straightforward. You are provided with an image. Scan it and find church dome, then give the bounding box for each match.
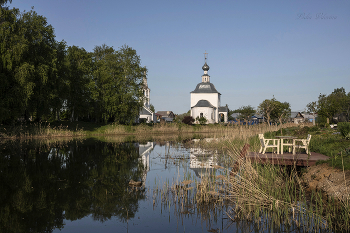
[202,62,209,71]
[191,82,220,94]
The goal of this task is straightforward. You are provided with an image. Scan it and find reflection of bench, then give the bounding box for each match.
[259,134,280,154]
[293,134,312,155]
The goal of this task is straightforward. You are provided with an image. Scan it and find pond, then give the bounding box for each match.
[1,137,237,233]
[0,137,330,232]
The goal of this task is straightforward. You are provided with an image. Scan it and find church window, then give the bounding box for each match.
[200,113,203,118]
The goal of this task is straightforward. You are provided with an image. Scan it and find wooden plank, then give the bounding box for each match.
[246,152,329,166]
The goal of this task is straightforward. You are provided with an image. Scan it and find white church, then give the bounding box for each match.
[138,74,156,123]
[190,55,228,124]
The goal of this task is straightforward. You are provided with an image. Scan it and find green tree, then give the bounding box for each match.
[258,98,278,124]
[0,0,12,5]
[234,105,255,120]
[176,110,190,123]
[65,45,92,121]
[306,101,318,125]
[50,40,68,121]
[317,88,349,123]
[0,5,27,123]
[0,6,58,122]
[91,44,146,124]
[20,10,58,121]
[272,101,291,125]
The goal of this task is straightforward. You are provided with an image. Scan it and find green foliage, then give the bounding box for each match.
[315,88,350,123]
[233,105,255,120]
[0,4,147,125]
[149,104,155,113]
[258,98,290,123]
[91,44,146,124]
[196,116,207,125]
[176,111,190,123]
[338,122,350,139]
[272,101,291,124]
[65,45,92,121]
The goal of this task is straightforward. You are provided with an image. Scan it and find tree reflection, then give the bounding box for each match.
[0,139,146,233]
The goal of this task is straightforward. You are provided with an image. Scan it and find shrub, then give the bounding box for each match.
[182,116,195,125]
[196,116,207,125]
[338,122,350,139]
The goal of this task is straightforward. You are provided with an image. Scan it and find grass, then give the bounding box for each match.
[0,120,296,139]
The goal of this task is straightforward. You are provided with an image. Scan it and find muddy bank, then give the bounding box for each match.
[302,163,350,202]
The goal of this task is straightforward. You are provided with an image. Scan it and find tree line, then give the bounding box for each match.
[1,1,146,124]
[307,87,350,124]
[231,87,349,124]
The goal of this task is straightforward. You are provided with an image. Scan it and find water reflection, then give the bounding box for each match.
[0,139,146,233]
[1,138,307,233]
[190,147,217,178]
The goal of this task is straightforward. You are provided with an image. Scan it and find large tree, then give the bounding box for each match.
[0,5,26,122]
[272,101,291,125]
[234,105,256,121]
[91,44,146,124]
[258,98,277,124]
[1,5,59,122]
[316,87,349,123]
[65,45,92,121]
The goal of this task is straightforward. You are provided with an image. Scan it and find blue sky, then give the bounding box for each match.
[10,0,350,114]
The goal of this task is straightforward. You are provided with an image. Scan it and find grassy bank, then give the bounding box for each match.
[0,120,297,139]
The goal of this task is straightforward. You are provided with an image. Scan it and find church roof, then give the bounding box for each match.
[140,106,152,115]
[192,100,216,108]
[191,82,220,94]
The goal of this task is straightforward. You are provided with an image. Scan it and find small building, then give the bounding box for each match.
[156,111,175,122]
[302,113,318,123]
[291,112,304,124]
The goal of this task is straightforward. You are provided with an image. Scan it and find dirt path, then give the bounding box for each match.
[302,164,350,202]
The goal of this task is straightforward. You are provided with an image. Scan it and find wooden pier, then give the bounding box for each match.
[246,152,329,166]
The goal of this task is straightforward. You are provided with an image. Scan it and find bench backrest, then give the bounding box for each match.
[258,134,265,146]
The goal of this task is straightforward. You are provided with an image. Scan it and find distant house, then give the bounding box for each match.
[290,112,304,124]
[156,111,175,122]
[302,113,318,123]
[251,114,264,124]
[229,113,262,125]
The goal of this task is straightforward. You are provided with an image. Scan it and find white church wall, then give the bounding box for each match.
[190,93,219,109]
[192,107,216,124]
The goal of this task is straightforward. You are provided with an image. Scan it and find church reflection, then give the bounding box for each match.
[135,142,154,183]
[189,146,217,178]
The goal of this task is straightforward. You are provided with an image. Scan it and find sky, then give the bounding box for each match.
[9,0,350,114]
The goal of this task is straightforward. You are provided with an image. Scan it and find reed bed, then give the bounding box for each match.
[1,120,301,139]
[0,122,81,139]
[156,123,350,232]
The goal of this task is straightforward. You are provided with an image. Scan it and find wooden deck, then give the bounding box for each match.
[246,152,329,166]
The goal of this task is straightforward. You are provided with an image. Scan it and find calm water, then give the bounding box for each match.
[0,138,311,233]
[0,138,240,233]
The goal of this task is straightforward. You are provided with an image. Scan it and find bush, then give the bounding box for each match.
[182,116,195,125]
[196,116,207,125]
[338,122,350,139]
